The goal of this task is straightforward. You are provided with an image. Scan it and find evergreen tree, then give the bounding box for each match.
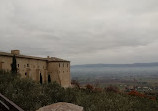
[40,73,42,84]
[48,75,51,83]
[11,55,17,74]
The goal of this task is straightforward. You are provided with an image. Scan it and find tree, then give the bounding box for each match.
[71,80,80,88]
[40,73,42,84]
[11,55,17,74]
[48,75,51,83]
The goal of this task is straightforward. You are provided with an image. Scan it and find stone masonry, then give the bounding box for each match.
[0,50,71,87]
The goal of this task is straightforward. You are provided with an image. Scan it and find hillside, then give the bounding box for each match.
[72,62,158,68]
[0,71,158,111]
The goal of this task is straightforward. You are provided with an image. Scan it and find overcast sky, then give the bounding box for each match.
[0,0,158,65]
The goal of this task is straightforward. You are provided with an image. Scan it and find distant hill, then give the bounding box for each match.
[71,62,158,68]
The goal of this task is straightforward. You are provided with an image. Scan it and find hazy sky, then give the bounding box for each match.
[0,0,158,65]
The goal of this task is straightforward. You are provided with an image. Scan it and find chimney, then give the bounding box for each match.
[11,50,20,55]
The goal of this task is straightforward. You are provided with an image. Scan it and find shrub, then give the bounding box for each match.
[71,80,80,88]
[93,87,103,93]
[85,84,94,91]
[106,85,120,93]
[1,72,158,111]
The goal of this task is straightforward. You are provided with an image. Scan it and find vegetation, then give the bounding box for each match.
[48,75,51,83]
[11,55,17,74]
[0,71,158,111]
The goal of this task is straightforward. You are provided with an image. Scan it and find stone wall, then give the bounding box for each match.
[0,53,71,87]
[48,62,71,87]
[16,57,47,82]
[58,62,71,87]
[0,56,12,72]
[0,55,47,82]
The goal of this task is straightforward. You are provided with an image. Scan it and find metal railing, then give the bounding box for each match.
[0,93,24,111]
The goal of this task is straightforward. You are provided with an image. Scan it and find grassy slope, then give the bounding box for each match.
[0,71,158,111]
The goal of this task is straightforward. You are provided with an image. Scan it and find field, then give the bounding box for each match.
[71,66,158,93]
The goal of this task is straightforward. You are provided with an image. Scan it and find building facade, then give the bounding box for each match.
[0,50,71,87]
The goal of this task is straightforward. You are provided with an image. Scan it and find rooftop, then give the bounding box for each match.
[0,50,69,62]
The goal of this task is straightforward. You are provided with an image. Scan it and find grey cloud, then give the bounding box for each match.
[0,0,158,64]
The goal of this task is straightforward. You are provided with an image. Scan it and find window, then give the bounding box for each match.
[67,64,69,67]
[18,64,19,67]
[59,63,60,67]
[25,72,27,76]
[63,71,64,73]
[27,64,29,67]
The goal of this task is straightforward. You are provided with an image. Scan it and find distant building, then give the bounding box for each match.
[0,50,71,87]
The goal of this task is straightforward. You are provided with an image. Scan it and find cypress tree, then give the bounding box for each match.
[48,74,51,83]
[11,55,17,74]
[40,73,42,84]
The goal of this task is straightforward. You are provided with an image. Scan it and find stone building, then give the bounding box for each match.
[0,50,71,87]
